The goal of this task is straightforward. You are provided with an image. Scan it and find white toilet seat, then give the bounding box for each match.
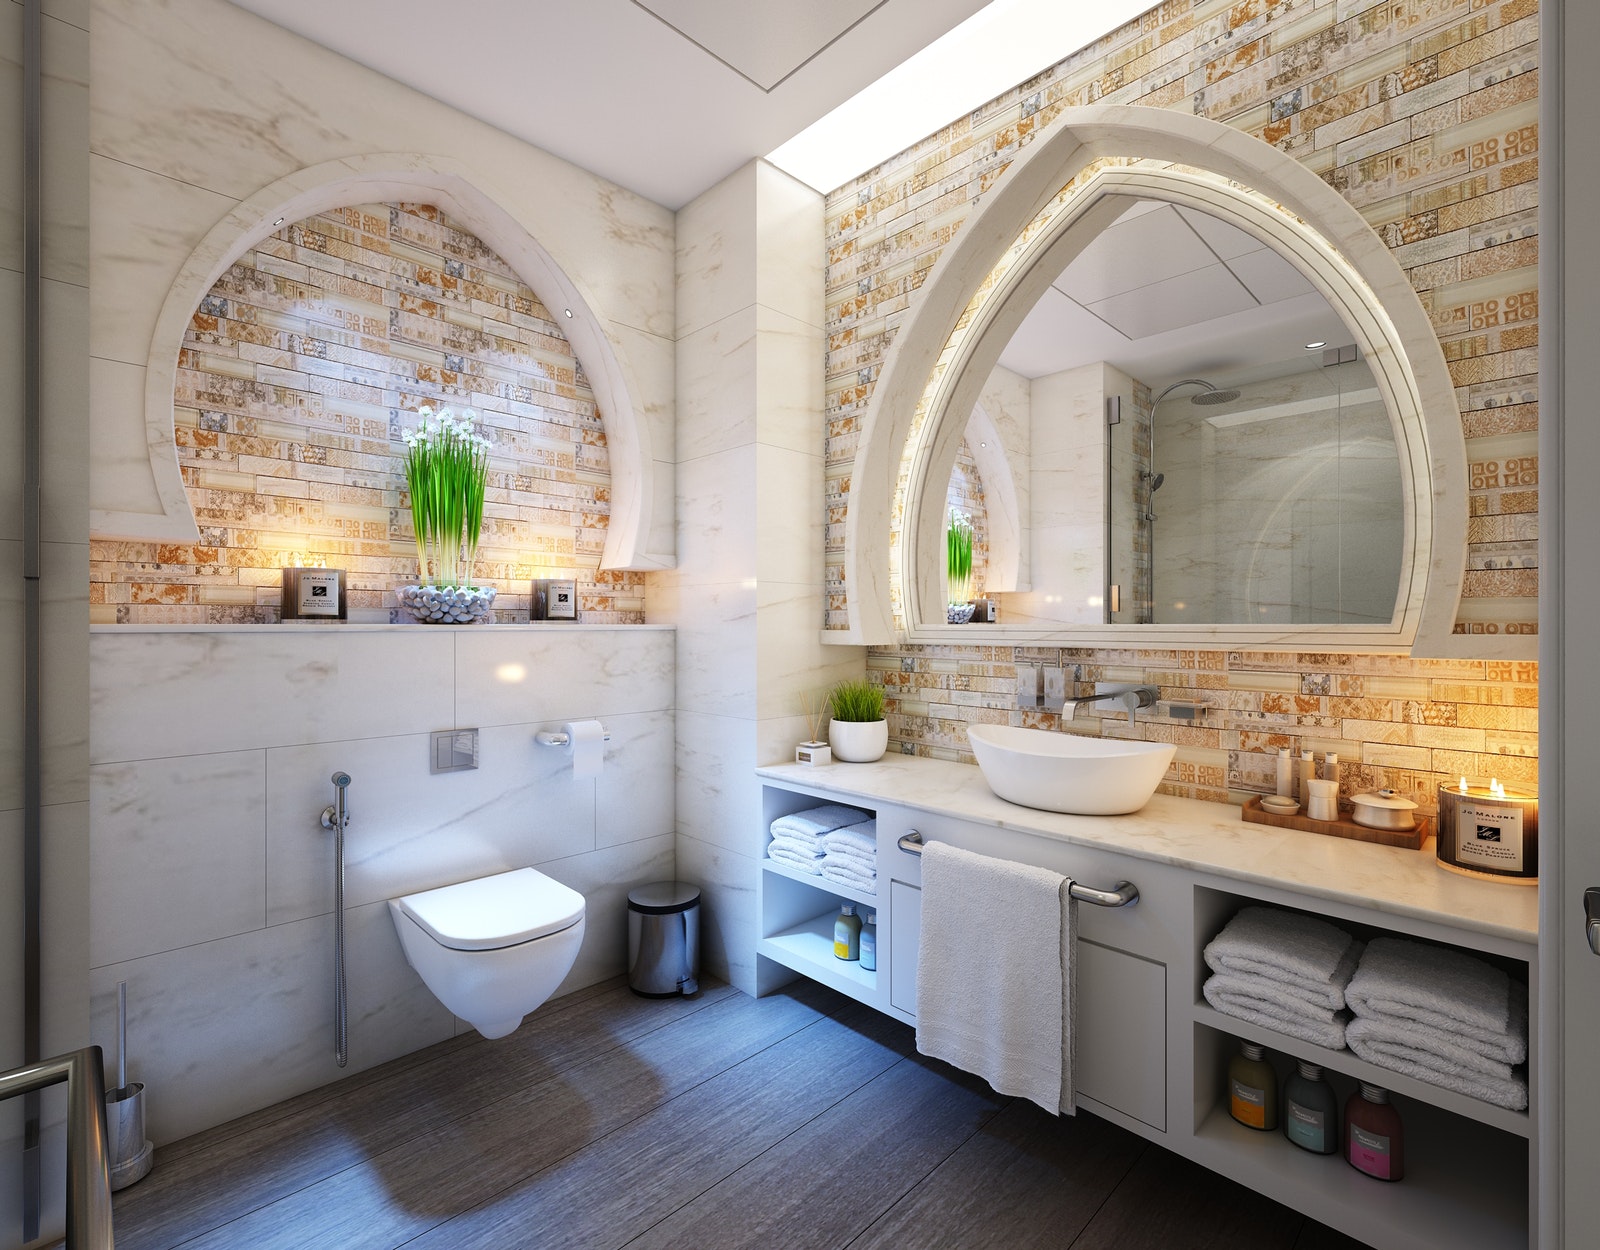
[395,868,585,950]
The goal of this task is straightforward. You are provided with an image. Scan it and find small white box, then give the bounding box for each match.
[795,741,831,766]
[280,568,346,620]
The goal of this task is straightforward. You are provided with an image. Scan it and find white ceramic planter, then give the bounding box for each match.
[829,719,888,763]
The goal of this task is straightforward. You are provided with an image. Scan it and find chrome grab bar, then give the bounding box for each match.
[320,772,351,1068]
[0,1047,115,1248]
[896,829,1140,908]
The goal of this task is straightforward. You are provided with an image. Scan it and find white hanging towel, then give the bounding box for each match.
[915,840,1076,1116]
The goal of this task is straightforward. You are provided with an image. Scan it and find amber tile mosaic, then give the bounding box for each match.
[869,646,1537,811]
[823,0,1541,641]
[91,204,644,625]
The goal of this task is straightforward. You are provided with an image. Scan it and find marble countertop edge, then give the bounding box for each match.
[756,755,1539,945]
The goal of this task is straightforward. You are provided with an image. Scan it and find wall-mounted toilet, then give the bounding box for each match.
[389,868,586,1039]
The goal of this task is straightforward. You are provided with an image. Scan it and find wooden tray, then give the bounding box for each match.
[1241,796,1429,850]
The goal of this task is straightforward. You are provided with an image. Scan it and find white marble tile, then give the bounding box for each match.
[675,710,761,857]
[88,154,236,369]
[90,751,267,966]
[754,305,825,457]
[89,897,455,1145]
[677,308,756,462]
[453,626,674,728]
[264,724,599,925]
[0,5,87,284]
[596,709,676,848]
[756,443,823,584]
[756,714,818,771]
[756,581,856,723]
[90,629,456,763]
[754,162,824,328]
[674,583,758,719]
[676,444,758,585]
[0,811,20,1070]
[541,833,676,1000]
[42,799,90,1054]
[676,163,755,340]
[88,354,170,519]
[676,832,758,996]
[41,280,89,542]
[0,541,87,810]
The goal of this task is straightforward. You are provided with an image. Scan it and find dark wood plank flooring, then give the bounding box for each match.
[109,977,1373,1249]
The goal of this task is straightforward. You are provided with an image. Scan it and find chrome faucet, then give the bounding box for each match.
[1061,683,1160,724]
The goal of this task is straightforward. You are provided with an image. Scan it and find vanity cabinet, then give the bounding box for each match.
[755,758,1538,1250]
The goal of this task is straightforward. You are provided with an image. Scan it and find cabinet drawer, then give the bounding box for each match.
[1076,939,1166,1131]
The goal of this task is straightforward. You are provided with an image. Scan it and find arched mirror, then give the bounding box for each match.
[943,195,1404,630]
[839,106,1469,655]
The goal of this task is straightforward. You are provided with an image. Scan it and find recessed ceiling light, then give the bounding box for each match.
[273,217,285,227]
[563,309,574,318]
[1304,340,1326,350]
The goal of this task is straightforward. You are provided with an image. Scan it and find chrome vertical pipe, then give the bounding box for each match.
[20,0,45,1238]
[322,773,352,1067]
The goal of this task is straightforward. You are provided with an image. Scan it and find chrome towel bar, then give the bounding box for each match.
[896,829,1140,908]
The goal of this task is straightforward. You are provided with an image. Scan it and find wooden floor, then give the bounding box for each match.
[110,977,1372,1250]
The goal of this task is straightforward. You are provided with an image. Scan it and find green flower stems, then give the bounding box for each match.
[828,679,885,722]
[402,406,491,589]
[947,508,973,605]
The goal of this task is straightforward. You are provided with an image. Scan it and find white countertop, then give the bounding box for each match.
[757,755,1538,945]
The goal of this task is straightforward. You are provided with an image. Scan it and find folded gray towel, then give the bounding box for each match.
[1203,906,1362,1010]
[1346,937,1528,1065]
[1346,1016,1527,1111]
[1202,972,1349,1050]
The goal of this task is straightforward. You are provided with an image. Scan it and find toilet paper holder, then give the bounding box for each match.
[536,727,612,747]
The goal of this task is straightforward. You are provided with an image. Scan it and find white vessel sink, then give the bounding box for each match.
[966,723,1176,815]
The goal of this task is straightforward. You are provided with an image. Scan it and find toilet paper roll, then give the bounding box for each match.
[563,720,605,779]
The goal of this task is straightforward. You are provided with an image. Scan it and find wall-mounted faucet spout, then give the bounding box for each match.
[1061,684,1160,724]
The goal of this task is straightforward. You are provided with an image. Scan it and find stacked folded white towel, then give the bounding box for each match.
[1344,936,1528,1111]
[767,804,869,876]
[819,821,877,894]
[1201,906,1362,1050]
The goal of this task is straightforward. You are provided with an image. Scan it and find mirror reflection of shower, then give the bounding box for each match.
[1138,379,1241,623]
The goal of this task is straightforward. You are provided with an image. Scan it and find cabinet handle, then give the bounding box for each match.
[1585,887,1600,957]
[896,829,1140,908]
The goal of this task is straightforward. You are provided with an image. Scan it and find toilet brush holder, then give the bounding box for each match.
[104,981,153,1190]
[105,1082,153,1190]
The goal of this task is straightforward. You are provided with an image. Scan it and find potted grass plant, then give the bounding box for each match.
[947,506,975,623]
[396,405,498,623]
[827,678,888,763]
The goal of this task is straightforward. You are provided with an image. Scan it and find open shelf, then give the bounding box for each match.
[1191,1101,1528,1250]
[761,857,880,910]
[1192,1003,1531,1137]
[758,910,877,998]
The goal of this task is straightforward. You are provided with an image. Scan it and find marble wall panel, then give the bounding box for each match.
[677,310,758,463]
[676,831,759,996]
[540,833,676,998]
[88,898,456,1145]
[674,710,762,859]
[675,166,757,341]
[90,627,455,763]
[596,709,677,849]
[675,444,760,587]
[91,751,267,965]
[453,624,674,726]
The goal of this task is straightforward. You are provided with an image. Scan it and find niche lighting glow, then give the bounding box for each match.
[766,0,1153,194]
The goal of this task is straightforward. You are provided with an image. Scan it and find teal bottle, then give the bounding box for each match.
[1283,1060,1338,1154]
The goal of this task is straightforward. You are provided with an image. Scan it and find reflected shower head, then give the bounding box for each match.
[1189,386,1241,405]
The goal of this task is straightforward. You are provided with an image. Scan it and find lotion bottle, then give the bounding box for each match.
[1275,748,1294,799]
[1345,1083,1405,1180]
[1228,1041,1278,1131]
[833,903,861,961]
[1283,1061,1338,1154]
[1298,750,1316,804]
[860,911,877,971]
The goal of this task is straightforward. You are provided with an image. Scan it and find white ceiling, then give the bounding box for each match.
[997,199,1349,391]
[226,0,994,209]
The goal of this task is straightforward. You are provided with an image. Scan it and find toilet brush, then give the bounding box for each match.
[104,981,154,1189]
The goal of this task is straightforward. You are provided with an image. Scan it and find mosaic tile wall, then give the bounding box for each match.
[828,0,1540,801]
[90,203,645,624]
[824,0,1540,641]
[871,646,1538,812]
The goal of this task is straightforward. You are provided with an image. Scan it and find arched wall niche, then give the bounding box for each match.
[837,104,1471,657]
[95,153,672,574]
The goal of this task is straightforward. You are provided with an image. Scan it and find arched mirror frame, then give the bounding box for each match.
[837,105,1469,655]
